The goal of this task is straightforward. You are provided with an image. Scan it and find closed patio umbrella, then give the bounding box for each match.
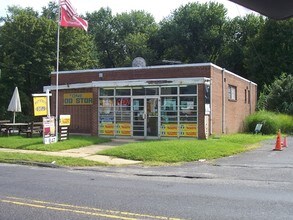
[7,87,22,124]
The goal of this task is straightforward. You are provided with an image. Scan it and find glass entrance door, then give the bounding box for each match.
[132,98,144,137]
[132,97,159,137]
[146,98,158,136]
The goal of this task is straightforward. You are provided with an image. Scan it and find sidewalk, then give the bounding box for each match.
[0,139,142,166]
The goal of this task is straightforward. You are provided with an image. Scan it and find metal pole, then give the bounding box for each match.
[55,0,61,142]
[46,89,51,117]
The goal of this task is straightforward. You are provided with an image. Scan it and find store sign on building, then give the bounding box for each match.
[64,93,93,105]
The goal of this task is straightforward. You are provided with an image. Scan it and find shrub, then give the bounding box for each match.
[245,111,293,134]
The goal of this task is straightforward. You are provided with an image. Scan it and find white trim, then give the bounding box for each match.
[44,77,208,92]
[51,63,214,75]
[212,65,257,86]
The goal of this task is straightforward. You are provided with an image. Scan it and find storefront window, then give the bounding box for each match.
[100,88,114,96]
[179,96,197,137]
[161,86,178,95]
[146,87,159,95]
[179,96,197,121]
[180,85,197,94]
[116,88,131,96]
[132,87,145,96]
[99,98,114,136]
[98,85,198,138]
[161,97,178,137]
[115,97,131,136]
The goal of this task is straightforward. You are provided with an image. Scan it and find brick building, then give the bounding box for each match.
[45,63,257,139]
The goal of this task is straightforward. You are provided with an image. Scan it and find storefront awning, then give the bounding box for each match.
[45,77,210,91]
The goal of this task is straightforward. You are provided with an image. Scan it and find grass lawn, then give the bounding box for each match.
[0,135,110,166]
[98,134,274,164]
[0,152,105,167]
[0,134,274,166]
[0,135,110,151]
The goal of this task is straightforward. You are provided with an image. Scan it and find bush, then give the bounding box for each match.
[245,111,293,134]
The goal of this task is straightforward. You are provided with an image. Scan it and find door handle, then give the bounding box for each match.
[142,113,147,119]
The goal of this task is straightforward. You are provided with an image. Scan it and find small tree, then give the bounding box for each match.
[258,73,293,115]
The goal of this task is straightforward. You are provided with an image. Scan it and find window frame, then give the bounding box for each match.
[228,85,237,101]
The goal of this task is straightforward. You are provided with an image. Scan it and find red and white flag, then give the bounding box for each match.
[60,0,88,31]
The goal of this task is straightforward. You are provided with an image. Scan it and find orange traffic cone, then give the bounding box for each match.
[273,130,282,151]
[283,136,288,148]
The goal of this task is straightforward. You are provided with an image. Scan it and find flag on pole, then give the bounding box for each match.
[60,0,88,31]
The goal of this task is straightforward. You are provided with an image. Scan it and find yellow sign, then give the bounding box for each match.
[161,124,178,137]
[99,123,114,136]
[180,123,197,137]
[33,97,48,116]
[59,115,71,126]
[116,123,131,136]
[64,93,93,105]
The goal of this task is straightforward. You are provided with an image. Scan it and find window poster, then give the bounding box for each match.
[116,98,130,111]
[163,98,176,111]
[181,101,194,114]
[133,100,140,111]
[102,98,113,114]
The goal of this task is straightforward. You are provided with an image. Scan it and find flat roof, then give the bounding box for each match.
[51,62,214,75]
[48,62,257,91]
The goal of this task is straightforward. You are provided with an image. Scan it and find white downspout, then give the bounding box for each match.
[222,68,226,134]
[249,81,252,114]
[210,79,213,135]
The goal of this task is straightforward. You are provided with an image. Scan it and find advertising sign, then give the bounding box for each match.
[161,124,178,137]
[99,123,114,136]
[33,96,48,116]
[64,93,93,105]
[116,123,131,136]
[59,115,71,126]
[43,116,56,144]
[180,123,197,137]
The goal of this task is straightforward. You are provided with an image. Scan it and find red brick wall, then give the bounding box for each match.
[51,88,93,133]
[210,67,257,134]
[91,87,99,136]
[197,84,206,139]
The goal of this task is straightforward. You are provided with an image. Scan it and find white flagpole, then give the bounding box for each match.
[55,0,61,142]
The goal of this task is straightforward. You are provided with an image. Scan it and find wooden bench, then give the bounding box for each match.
[25,122,43,138]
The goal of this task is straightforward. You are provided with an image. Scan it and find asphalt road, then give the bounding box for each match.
[0,137,293,220]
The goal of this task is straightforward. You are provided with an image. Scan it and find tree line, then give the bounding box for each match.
[0,1,292,120]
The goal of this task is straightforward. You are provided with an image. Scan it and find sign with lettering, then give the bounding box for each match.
[64,93,93,105]
[43,116,56,144]
[59,115,71,126]
[33,96,48,116]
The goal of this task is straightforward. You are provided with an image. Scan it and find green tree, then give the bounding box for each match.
[258,73,293,115]
[86,8,157,67]
[218,14,264,79]
[86,8,118,68]
[151,2,227,64]
[113,10,158,66]
[0,5,97,119]
[41,1,59,20]
[244,18,293,89]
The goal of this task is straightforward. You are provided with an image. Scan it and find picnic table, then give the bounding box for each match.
[1,123,28,136]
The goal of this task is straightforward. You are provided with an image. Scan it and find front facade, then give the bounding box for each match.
[45,63,257,139]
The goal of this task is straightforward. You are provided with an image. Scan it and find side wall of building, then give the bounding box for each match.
[210,67,257,135]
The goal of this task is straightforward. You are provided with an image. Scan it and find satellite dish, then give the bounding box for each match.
[132,57,146,67]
